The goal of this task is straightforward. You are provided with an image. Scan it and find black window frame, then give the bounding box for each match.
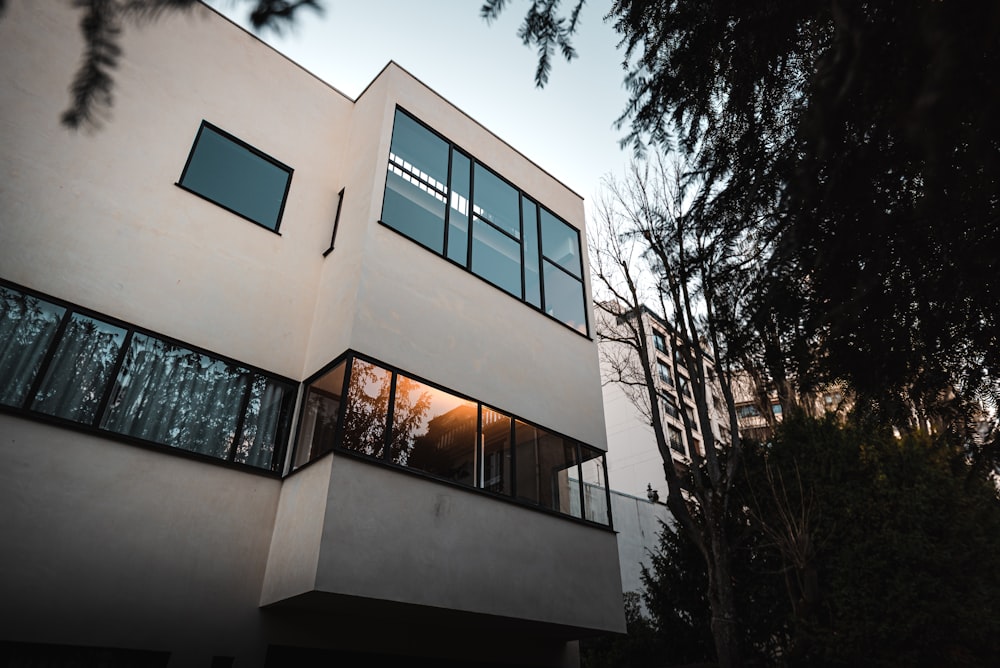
[176,120,294,234]
[290,349,613,529]
[0,279,297,475]
[379,107,590,338]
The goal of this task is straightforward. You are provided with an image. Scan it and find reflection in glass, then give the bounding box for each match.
[481,407,512,495]
[391,375,477,486]
[521,199,542,308]
[340,359,392,459]
[473,164,520,238]
[515,421,582,518]
[580,446,610,525]
[233,375,294,468]
[101,334,249,459]
[472,220,522,297]
[294,361,347,469]
[543,260,587,334]
[540,209,582,277]
[381,110,450,253]
[179,124,290,231]
[387,110,450,186]
[382,167,447,253]
[98,336,240,457]
[446,151,471,265]
[0,286,66,407]
[31,314,127,424]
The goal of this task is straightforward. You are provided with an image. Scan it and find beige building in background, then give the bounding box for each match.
[0,3,624,666]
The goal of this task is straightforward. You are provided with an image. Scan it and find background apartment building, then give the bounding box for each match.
[0,3,624,666]
[598,307,730,502]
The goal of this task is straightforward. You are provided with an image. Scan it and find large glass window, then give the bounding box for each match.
[178,122,292,232]
[380,108,588,335]
[340,359,392,459]
[389,374,477,486]
[0,282,295,471]
[0,286,66,408]
[292,353,610,526]
[294,360,347,469]
[382,112,449,253]
[481,406,512,495]
[514,420,582,518]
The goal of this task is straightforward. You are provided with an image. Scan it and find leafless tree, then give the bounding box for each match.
[591,152,775,668]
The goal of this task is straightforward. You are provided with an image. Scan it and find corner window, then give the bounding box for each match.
[292,353,611,526]
[178,121,292,232]
[380,108,589,335]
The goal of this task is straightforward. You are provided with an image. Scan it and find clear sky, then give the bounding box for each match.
[205,0,634,208]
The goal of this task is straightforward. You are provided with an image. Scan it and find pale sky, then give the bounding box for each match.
[206,0,634,207]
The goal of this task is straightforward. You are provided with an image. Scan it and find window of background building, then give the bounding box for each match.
[653,332,667,353]
[177,121,292,232]
[380,108,588,335]
[668,425,684,454]
[658,361,674,386]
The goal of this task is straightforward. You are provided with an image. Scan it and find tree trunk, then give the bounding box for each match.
[707,518,742,668]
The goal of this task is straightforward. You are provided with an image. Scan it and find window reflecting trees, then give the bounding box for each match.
[293,353,611,526]
[0,283,295,471]
[380,108,589,335]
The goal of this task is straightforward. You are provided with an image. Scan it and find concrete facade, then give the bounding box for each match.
[0,3,624,667]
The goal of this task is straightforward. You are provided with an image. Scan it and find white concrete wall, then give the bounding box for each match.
[610,490,672,597]
[0,1,353,380]
[0,416,281,665]
[313,455,624,633]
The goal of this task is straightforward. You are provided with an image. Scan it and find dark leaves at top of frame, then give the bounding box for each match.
[55,0,323,130]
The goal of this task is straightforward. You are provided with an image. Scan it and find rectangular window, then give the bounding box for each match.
[661,394,680,419]
[736,403,761,419]
[178,122,292,232]
[678,375,692,398]
[657,361,673,386]
[292,352,609,526]
[668,425,684,454]
[686,406,699,432]
[0,282,295,471]
[380,108,588,335]
[653,332,667,353]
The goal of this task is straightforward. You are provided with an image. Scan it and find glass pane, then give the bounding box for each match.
[446,151,471,265]
[481,406,512,495]
[340,359,392,459]
[473,164,520,239]
[540,209,582,277]
[515,421,582,518]
[0,286,65,407]
[382,166,446,253]
[668,425,684,454]
[31,314,127,424]
[521,198,542,308]
[233,374,295,470]
[543,260,587,334]
[101,334,249,460]
[580,446,610,525]
[472,219,522,297]
[387,110,449,187]
[389,375,477,486]
[293,361,347,469]
[180,125,290,230]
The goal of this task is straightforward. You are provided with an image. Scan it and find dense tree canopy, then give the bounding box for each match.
[491,0,1000,446]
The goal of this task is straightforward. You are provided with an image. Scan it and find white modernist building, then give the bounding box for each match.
[0,3,625,666]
